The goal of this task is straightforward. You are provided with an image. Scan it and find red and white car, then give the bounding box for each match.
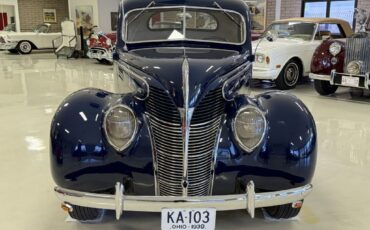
[87,31,117,64]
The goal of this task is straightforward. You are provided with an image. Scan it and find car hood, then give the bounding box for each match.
[121,47,248,108]
[252,38,308,54]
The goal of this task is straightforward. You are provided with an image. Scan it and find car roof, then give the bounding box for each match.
[273,17,353,36]
[121,0,249,16]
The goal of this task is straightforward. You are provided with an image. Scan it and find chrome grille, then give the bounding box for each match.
[345,37,370,74]
[147,87,224,196]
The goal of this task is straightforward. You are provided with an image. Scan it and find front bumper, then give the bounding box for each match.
[87,48,113,62]
[55,181,312,220]
[0,42,17,50]
[310,71,370,89]
[252,67,280,80]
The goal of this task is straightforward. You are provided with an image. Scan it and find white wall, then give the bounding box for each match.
[0,0,20,32]
[98,0,120,32]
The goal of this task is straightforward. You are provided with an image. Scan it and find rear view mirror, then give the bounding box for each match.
[265,31,278,42]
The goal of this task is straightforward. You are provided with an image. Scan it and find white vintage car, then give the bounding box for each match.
[253,18,352,89]
[0,23,61,54]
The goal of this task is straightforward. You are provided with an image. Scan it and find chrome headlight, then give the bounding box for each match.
[347,61,362,75]
[106,38,112,46]
[234,106,267,152]
[329,42,341,56]
[104,105,137,151]
[256,54,265,63]
[86,40,91,46]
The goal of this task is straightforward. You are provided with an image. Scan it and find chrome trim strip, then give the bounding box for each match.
[309,73,331,81]
[222,61,252,101]
[103,104,138,152]
[233,105,267,153]
[54,182,313,219]
[179,57,194,196]
[116,61,150,101]
[123,5,247,46]
[143,114,159,196]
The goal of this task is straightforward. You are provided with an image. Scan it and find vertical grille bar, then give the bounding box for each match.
[146,87,225,196]
[345,37,370,74]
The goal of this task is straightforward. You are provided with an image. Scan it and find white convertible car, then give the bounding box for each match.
[253,18,352,89]
[0,23,61,54]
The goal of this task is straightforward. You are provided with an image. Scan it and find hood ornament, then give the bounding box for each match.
[355,8,370,33]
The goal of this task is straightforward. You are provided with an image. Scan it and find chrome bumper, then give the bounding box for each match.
[54,181,312,220]
[310,71,370,89]
[87,48,113,62]
[0,42,17,50]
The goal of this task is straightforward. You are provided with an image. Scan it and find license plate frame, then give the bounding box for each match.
[161,208,216,230]
[341,75,360,87]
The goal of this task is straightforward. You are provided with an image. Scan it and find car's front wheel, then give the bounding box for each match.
[16,41,33,54]
[314,80,338,95]
[68,205,103,222]
[264,201,303,219]
[276,60,301,90]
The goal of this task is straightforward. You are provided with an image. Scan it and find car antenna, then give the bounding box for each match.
[128,1,156,25]
[213,2,240,27]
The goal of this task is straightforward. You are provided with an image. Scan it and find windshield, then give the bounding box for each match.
[125,7,245,44]
[33,24,49,33]
[264,22,316,41]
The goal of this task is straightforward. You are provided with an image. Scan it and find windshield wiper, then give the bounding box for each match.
[213,2,241,27]
[128,1,156,25]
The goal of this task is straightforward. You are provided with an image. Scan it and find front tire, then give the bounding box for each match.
[275,60,301,90]
[16,41,33,54]
[264,202,302,219]
[68,205,103,222]
[314,80,338,95]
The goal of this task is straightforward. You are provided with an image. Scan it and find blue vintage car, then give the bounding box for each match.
[51,0,317,226]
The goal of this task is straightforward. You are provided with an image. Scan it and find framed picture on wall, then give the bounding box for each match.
[43,9,57,23]
[111,12,118,31]
[244,0,266,32]
[75,6,94,38]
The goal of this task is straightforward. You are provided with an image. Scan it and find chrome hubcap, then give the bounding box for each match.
[20,42,31,53]
[284,63,299,87]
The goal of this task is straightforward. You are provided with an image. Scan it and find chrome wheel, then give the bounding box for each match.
[284,62,300,87]
[17,41,32,54]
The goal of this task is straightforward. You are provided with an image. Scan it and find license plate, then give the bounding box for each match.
[341,75,360,87]
[161,208,216,230]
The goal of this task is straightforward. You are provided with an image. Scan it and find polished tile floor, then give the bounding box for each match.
[1,51,370,230]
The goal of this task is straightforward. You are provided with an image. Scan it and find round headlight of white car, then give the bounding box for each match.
[256,54,265,63]
[347,61,362,75]
[234,106,267,152]
[104,105,137,151]
[86,40,90,46]
[329,42,341,56]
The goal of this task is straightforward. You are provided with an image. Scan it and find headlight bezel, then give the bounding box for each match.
[103,104,138,152]
[256,53,265,63]
[329,42,341,57]
[233,105,267,153]
[347,60,362,75]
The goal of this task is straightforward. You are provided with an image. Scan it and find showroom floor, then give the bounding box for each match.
[1,51,370,230]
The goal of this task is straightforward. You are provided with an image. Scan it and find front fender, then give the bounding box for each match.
[311,39,345,75]
[213,92,317,193]
[50,88,155,193]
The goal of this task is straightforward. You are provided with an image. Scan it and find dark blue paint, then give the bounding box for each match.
[50,0,317,195]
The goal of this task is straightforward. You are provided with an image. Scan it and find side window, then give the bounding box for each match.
[316,23,345,39]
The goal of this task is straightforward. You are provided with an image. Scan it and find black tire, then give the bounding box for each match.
[275,60,301,90]
[264,202,302,219]
[8,49,18,54]
[16,41,33,54]
[68,205,102,221]
[314,80,338,95]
